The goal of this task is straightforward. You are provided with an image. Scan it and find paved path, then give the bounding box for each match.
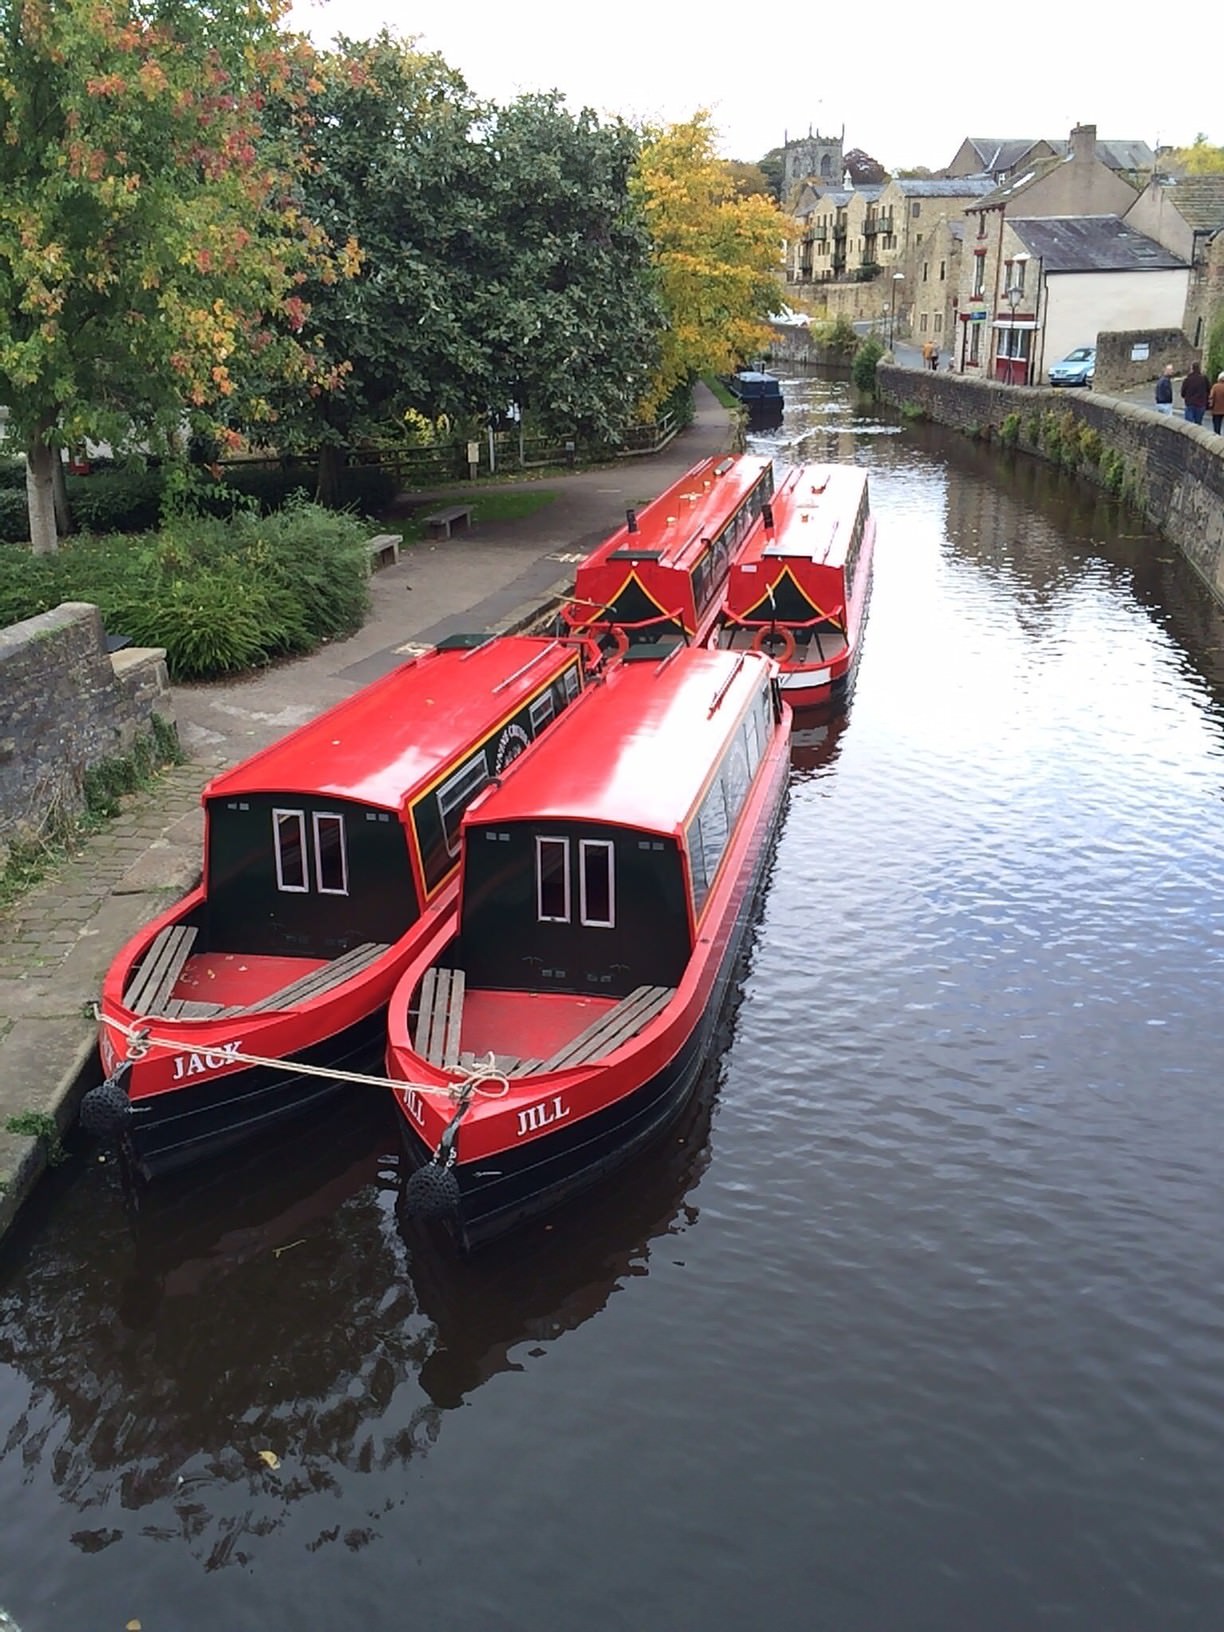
[0,385,739,1237]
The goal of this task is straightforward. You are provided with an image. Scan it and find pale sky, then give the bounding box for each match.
[288,0,1214,170]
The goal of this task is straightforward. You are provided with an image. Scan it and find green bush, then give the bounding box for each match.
[0,488,30,542]
[0,459,26,490]
[851,335,885,392]
[1000,412,1022,448]
[1206,308,1224,384]
[67,468,165,533]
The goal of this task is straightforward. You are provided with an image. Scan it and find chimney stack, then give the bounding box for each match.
[1070,123,1097,164]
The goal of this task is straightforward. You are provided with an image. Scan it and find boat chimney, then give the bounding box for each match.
[625,507,639,533]
[762,502,775,531]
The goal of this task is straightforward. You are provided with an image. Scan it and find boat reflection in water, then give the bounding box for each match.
[788,702,850,776]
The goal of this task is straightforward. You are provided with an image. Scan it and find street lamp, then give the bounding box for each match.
[1004,251,1030,384]
[889,272,904,353]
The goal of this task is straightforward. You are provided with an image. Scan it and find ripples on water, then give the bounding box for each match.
[3,369,1224,1629]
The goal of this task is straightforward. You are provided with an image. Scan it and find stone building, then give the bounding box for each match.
[946,135,1153,186]
[1125,174,1224,348]
[782,128,844,194]
[876,177,995,336]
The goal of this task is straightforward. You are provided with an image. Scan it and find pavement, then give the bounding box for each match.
[0,384,740,1238]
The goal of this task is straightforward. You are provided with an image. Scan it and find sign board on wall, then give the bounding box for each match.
[1131,343,1150,361]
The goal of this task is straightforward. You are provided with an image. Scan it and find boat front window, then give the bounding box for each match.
[536,836,571,922]
[579,839,615,927]
[313,812,349,895]
[273,809,308,892]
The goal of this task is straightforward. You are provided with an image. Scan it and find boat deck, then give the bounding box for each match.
[712,624,849,664]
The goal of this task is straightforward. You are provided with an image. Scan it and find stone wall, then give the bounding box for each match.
[766,323,856,367]
[1095,328,1198,395]
[0,602,176,865]
[876,366,1224,603]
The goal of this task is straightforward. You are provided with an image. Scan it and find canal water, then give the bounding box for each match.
[3,368,1224,1630]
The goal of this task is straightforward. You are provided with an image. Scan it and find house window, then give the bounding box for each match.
[536,836,570,922]
[911,201,921,218]
[1012,258,1026,295]
[273,810,308,893]
[579,840,615,928]
[916,233,923,246]
[939,260,946,280]
[934,313,943,332]
[313,813,348,895]
[920,312,929,332]
[968,323,982,366]
[972,253,986,298]
[922,262,929,282]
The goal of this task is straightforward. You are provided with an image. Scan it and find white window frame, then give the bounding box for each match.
[536,836,571,923]
[273,808,309,893]
[530,691,555,734]
[579,839,615,928]
[312,812,349,896]
[437,752,490,859]
[972,253,986,299]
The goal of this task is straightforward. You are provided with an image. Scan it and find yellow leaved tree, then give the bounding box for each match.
[632,112,786,413]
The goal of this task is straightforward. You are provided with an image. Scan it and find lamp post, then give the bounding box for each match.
[889,271,904,353]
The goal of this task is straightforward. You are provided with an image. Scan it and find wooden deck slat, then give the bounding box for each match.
[440,969,465,1069]
[161,999,225,1020]
[124,925,198,1016]
[424,968,454,1064]
[536,985,674,1073]
[214,942,388,1018]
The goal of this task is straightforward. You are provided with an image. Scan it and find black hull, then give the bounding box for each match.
[124,1011,389,1181]
[400,755,788,1252]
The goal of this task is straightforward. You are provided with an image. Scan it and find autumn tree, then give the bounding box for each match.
[0,0,340,553]
[633,112,786,409]
[843,149,887,184]
[1166,134,1224,175]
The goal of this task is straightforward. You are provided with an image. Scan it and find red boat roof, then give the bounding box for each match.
[204,637,581,812]
[464,647,775,836]
[739,463,870,567]
[575,454,773,578]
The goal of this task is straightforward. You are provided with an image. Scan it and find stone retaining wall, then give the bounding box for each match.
[876,367,1224,605]
[1094,328,1198,396]
[0,601,176,866]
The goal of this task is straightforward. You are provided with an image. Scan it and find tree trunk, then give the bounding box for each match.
[26,430,59,555]
[315,442,342,509]
[51,448,73,536]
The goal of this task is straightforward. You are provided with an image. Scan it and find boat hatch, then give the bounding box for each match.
[435,631,500,650]
[622,641,679,662]
[608,548,664,562]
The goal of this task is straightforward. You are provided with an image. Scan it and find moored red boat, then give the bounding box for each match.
[86,633,593,1178]
[385,643,791,1251]
[710,462,875,712]
[562,453,774,652]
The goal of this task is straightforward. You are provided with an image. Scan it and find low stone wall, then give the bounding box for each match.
[0,601,176,866]
[767,324,855,367]
[877,366,1224,604]
[1095,328,1198,396]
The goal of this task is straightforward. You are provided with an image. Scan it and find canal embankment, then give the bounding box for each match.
[877,364,1224,607]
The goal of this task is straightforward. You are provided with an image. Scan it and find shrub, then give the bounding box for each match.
[851,335,885,392]
[67,469,165,533]
[0,459,26,491]
[0,488,30,542]
[1000,412,1022,448]
[1206,307,1224,384]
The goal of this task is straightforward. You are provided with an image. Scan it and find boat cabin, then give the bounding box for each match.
[201,635,585,963]
[719,463,871,651]
[454,647,781,1001]
[567,455,774,648]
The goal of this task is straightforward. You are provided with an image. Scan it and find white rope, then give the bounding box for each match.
[96,1009,512,1102]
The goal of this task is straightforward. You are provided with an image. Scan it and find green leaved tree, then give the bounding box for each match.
[0,0,339,552]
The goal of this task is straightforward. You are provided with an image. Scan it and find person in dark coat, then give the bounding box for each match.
[1154,364,1175,414]
[1181,363,1209,424]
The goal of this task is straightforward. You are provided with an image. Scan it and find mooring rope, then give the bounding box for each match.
[95,1009,511,1103]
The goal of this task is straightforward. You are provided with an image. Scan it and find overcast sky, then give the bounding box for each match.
[287,0,1214,170]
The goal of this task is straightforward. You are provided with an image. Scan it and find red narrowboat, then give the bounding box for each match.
[711,462,875,712]
[86,634,591,1178]
[563,453,774,651]
[385,643,791,1251]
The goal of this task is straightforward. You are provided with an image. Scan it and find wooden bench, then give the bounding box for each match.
[366,533,402,571]
[124,924,198,1016]
[413,966,466,1068]
[213,942,389,1018]
[423,504,473,540]
[515,984,675,1075]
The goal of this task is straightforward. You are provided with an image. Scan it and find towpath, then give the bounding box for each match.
[0,385,738,1238]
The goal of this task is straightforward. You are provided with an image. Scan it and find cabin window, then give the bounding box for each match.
[273,809,309,892]
[530,691,555,734]
[697,777,730,889]
[579,839,615,928]
[536,836,571,922]
[688,821,709,908]
[313,812,348,895]
[438,752,490,858]
[743,712,762,776]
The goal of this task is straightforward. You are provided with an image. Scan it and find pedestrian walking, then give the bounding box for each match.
[1181,362,1209,425]
[1209,372,1224,435]
[1155,363,1175,415]
[921,339,938,371]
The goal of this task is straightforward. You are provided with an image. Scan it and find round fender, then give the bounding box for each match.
[752,624,796,663]
[80,1075,133,1139]
[403,1160,461,1220]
